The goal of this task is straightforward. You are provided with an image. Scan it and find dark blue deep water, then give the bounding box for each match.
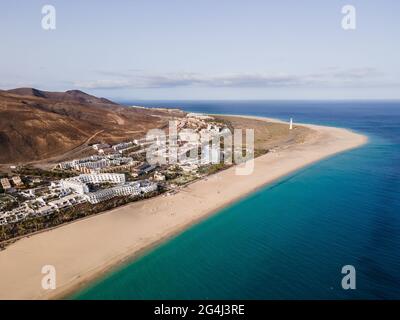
[75,101,400,299]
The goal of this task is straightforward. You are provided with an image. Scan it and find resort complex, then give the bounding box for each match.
[0,113,231,228]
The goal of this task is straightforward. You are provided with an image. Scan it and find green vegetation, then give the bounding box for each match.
[164,171,181,181]
[122,145,141,156]
[89,182,114,191]
[0,195,18,212]
[16,166,77,179]
[124,172,138,181]
[130,152,146,162]
[198,163,231,175]
[0,189,162,246]
[170,174,197,186]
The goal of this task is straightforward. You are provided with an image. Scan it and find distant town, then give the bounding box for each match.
[0,113,233,241]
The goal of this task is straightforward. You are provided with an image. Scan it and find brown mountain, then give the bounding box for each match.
[6,88,118,105]
[0,88,184,165]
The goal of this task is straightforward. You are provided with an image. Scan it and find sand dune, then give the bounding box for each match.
[0,117,367,299]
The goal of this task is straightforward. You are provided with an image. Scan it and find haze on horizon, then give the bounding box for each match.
[0,0,399,101]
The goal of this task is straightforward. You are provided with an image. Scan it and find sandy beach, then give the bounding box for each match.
[0,117,367,300]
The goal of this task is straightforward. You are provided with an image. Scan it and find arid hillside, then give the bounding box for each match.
[0,88,184,165]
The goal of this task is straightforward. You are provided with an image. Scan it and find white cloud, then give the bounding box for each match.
[74,79,132,90]
[73,67,387,90]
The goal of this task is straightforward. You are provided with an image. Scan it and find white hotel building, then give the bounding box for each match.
[85,182,141,204]
[75,159,110,171]
[59,173,156,205]
[77,173,126,185]
[60,179,89,195]
[60,173,125,195]
[61,174,126,195]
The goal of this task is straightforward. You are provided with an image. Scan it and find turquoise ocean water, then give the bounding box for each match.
[74,101,400,299]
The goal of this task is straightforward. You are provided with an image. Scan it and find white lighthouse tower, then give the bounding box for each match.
[289,118,293,130]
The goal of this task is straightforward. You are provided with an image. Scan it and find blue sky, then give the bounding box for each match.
[0,0,399,100]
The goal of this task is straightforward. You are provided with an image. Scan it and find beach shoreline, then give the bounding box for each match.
[0,116,368,300]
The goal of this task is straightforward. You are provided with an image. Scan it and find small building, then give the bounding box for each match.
[48,194,87,209]
[139,180,158,193]
[112,142,133,151]
[0,178,11,190]
[98,147,117,155]
[20,189,35,198]
[12,176,23,187]
[93,143,110,151]
[138,163,157,175]
[60,179,90,195]
[35,205,55,217]
[153,171,166,181]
